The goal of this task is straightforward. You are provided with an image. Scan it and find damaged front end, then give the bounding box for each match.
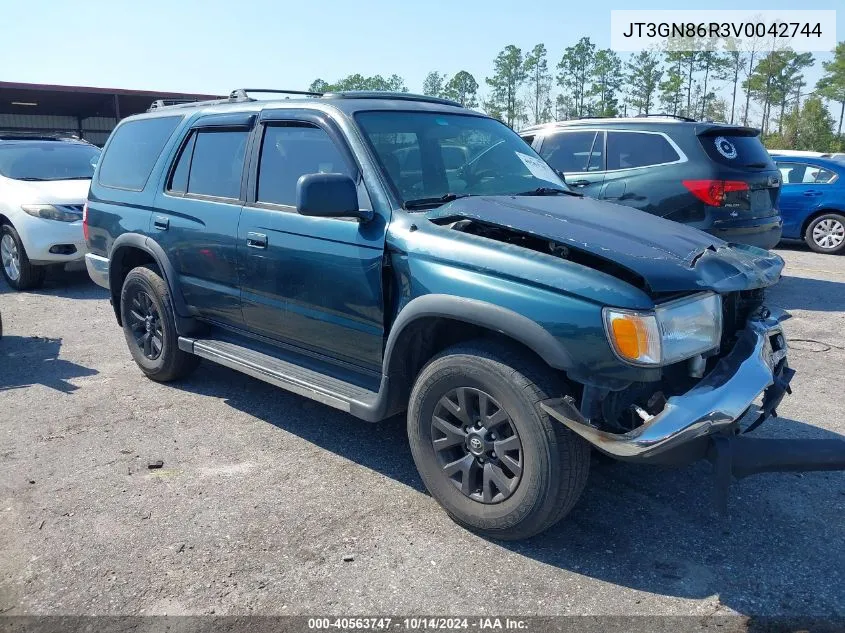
[541,306,845,512]
[541,306,793,462]
[416,196,845,511]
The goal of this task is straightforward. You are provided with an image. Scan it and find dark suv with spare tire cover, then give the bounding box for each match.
[520,117,783,249]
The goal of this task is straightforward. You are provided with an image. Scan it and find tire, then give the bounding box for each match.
[1,224,46,291]
[407,340,590,540]
[120,264,199,382]
[804,213,845,254]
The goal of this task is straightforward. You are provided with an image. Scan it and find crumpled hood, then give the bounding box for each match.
[426,195,783,294]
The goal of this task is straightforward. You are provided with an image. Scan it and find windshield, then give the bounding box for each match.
[355,111,567,207]
[0,143,101,181]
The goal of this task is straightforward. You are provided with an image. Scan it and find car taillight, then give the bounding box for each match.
[683,180,749,207]
[82,201,89,241]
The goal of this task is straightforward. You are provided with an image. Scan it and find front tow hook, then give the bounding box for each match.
[708,435,845,516]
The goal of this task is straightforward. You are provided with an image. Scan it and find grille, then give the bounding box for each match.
[721,288,765,347]
[55,204,84,215]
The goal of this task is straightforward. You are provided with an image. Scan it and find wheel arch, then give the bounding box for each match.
[378,295,576,417]
[108,234,196,333]
[800,208,845,239]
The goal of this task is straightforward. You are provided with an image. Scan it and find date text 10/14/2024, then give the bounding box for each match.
[307,618,529,630]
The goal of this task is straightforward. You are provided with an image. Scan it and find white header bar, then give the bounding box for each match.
[610,10,837,52]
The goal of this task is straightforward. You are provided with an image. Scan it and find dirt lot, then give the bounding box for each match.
[0,246,843,620]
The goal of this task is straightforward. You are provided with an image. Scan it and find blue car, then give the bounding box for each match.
[772,155,845,254]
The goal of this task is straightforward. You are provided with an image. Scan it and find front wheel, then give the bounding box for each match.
[407,341,590,540]
[805,213,845,254]
[120,265,199,382]
[1,224,45,291]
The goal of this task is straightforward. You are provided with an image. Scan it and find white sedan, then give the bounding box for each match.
[0,137,100,290]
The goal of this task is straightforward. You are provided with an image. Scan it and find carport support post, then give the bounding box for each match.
[113,94,121,121]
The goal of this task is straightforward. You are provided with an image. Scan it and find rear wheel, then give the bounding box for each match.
[1,224,45,291]
[120,265,199,381]
[407,341,590,540]
[805,213,845,254]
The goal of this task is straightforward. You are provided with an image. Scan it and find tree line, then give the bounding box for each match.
[309,39,845,152]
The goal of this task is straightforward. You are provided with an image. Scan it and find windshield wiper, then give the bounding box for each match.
[404,192,470,210]
[744,162,768,168]
[516,187,582,197]
[16,177,48,181]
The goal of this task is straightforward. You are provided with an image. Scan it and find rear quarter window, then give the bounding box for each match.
[606,131,680,170]
[698,132,774,169]
[98,116,182,191]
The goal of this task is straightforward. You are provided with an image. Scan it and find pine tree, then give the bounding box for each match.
[590,49,623,117]
[557,37,596,118]
[626,51,662,115]
[817,42,845,141]
[423,72,446,97]
[485,46,527,128]
[443,71,479,108]
[523,44,552,125]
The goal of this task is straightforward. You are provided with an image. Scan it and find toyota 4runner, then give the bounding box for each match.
[84,89,845,539]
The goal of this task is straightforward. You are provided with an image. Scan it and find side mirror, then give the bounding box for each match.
[296,173,369,221]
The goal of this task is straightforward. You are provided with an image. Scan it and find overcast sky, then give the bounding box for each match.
[3,0,843,109]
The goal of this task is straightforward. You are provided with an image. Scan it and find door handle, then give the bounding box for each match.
[802,190,821,196]
[569,179,591,187]
[153,216,169,231]
[246,232,267,249]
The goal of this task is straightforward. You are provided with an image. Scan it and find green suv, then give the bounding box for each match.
[83,90,843,539]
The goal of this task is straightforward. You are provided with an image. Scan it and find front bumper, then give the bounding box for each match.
[17,216,87,264]
[542,307,792,461]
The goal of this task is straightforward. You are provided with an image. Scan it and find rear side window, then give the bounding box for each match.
[540,131,602,172]
[699,132,774,168]
[98,116,181,190]
[168,134,196,193]
[778,162,837,184]
[814,167,837,183]
[257,124,350,207]
[185,130,248,199]
[606,131,680,170]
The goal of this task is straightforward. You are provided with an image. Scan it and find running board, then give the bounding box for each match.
[178,336,391,421]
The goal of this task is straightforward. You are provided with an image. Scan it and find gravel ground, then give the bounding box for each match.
[0,246,843,621]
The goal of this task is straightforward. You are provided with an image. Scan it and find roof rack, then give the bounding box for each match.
[147,88,465,113]
[148,88,322,112]
[229,88,323,99]
[149,98,207,109]
[636,113,697,122]
[321,91,463,108]
[148,95,232,111]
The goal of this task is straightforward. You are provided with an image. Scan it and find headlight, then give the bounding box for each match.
[21,204,82,222]
[604,293,722,366]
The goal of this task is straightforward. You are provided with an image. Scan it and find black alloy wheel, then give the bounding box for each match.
[125,289,164,361]
[431,386,523,504]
